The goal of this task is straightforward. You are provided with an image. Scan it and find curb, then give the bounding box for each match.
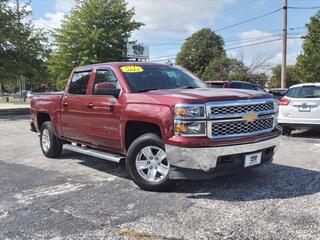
[0,108,30,115]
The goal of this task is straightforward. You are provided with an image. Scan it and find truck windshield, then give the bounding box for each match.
[287,86,320,98]
[120,65,208,93]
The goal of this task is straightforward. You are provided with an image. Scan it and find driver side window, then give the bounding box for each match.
[93,69,120,95]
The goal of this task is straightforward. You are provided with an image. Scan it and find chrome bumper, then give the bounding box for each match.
[165,136,281,172]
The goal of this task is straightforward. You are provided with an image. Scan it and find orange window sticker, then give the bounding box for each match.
[120,66,144,73]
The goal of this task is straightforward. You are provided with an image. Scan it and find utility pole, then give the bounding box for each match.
[281,0,287,88]
[123,38,128,61]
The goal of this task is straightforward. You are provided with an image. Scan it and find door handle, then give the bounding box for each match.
[86,103,94,108]
[62,102,68,107]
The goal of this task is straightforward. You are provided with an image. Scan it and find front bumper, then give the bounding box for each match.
[165,136,280,173]
[278,117,320,129]
[279,122,320,129]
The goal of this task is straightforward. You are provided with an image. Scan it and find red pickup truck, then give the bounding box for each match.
[30,62,281,191]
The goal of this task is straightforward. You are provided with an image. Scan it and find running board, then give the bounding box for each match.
[63,144,125,163]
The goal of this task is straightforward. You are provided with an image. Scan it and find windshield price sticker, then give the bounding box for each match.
[120,66,144,73]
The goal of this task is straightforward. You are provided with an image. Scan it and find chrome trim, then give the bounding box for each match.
[206,98,275,117]
[208,127,274,139]
[210,109,276,120]
[205,98,277,139]
[165,136,280,172]
[208,115,275,139]
[210,113,275,123]
[64,144,124,163]
[205,98,275,108]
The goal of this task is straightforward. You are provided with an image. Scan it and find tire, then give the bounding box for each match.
[126,133,175,191]
[282,127,292,136]
[40,121,62,158]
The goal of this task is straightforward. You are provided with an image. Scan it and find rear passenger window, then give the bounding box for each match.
[69,71,91,95]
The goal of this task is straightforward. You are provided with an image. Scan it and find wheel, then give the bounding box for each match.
[282,127,292,136]
[40,121,62,158]
[126,133,175,191]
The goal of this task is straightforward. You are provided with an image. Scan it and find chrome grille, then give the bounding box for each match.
[206,98,276,139]
[212,117,274,138]
[211,102,274,116]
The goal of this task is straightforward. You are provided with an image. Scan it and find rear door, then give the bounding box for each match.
[84,68,123,151]
[284,85,320,123]
[60,71,92,142]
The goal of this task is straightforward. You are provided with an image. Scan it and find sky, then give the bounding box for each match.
[27,0,320,71]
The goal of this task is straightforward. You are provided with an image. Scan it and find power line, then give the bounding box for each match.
[214,8,282,32]
[288,6,320,9]
[150,36,304,61]
[225,38,281,50]
[151,31,306,52]
[226,36,302,51]
[148,7,282,48]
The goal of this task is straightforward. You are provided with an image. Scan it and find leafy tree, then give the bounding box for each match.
[202,55,268,87]
[296,11,320,82]
[269,64,301,88]
[176,28,225,76]
[202,57,245,81]
[0,0,49,92]
[248,73,268,87]
[49,0,143,88]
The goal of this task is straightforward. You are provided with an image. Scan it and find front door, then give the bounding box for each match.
[60,71,92,142]
[84,68,123,151]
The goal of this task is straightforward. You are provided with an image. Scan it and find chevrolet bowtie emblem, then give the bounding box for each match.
[244,113,258,122]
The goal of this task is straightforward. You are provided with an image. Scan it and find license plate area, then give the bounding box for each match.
[298,106,311,112]
[244,152,262,167]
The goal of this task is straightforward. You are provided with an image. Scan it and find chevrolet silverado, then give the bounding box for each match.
[30,62,281,191]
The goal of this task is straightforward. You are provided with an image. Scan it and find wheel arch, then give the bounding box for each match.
[36,112,51,131]
[124,120,163,150]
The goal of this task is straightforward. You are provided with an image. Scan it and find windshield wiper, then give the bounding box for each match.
[178,86,198,89]
[137,88,160,93]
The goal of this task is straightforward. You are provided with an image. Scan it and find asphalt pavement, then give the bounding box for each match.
[0,115,319,240]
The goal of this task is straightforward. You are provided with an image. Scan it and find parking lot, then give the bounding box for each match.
[0,115,319,240]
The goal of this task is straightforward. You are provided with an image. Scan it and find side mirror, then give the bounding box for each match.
[94,83,121,97]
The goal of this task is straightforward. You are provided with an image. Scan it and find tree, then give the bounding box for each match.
[248,73,268,87]
[49,0,143,88]
[296,11,320,83]
[269,64,301,88]
[202,55,269,87]
[202,57,245,81]
[0,0,49,92]
[176,28,225,76]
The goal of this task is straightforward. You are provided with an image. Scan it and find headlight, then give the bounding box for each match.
[174,120,206,137]
[175,104,206,119]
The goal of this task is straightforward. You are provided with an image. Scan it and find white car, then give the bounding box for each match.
[27,91,33,98]
[278,83,320,135]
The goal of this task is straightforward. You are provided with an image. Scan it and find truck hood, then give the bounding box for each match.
[127,88,272,106]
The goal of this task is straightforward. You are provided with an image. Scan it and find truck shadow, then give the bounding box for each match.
[290,129,320,140]
[59,150,129,178]
[175,163,320,201]
[59,150,320,201]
